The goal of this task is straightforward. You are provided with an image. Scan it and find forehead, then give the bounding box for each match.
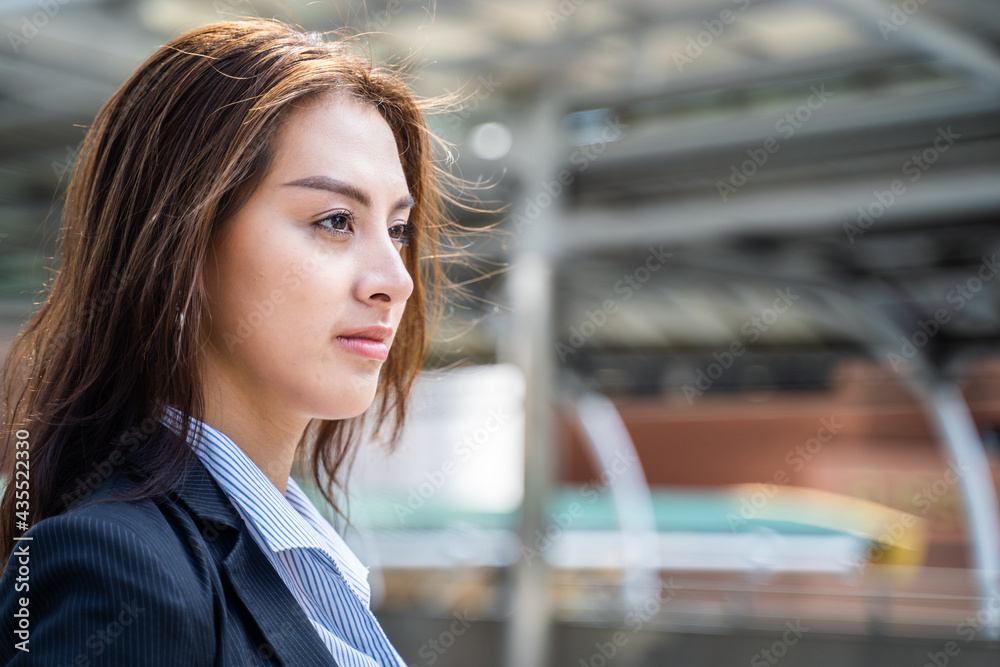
[267,92,407,193]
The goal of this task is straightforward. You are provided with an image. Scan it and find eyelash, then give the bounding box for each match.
[314,210,415,247]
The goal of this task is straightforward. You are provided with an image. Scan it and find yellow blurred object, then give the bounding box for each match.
[729,484,928,573]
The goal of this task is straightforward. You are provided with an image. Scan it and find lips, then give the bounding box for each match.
[336,325,393,361]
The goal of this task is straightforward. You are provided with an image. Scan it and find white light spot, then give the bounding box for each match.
[468,122,512,160]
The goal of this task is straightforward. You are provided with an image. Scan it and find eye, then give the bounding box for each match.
[388,222,415,247]
[315,211,353,235]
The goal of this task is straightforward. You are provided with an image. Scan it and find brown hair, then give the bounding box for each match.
[0,18,454,565]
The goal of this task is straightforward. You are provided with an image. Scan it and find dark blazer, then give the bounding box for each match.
[0,430,340,666]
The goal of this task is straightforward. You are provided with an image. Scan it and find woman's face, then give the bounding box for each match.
[201,92,414,427]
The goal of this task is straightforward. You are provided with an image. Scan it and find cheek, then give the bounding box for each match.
[388,296,409,328]
[291,250,354,311]
[209,224,319,341]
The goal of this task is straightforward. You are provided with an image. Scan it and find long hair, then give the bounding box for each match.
[0,19,454,565]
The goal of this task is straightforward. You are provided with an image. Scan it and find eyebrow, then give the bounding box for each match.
[283,176,415,212]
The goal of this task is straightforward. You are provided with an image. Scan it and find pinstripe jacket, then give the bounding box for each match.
[0,432,340,666]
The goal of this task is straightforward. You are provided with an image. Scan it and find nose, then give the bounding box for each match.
[353,232,414,306]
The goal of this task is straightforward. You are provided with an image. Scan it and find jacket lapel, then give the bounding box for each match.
[223,530,341,666]
[174,456,340,667]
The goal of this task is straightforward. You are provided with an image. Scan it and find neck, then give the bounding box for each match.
[199,375,308,496]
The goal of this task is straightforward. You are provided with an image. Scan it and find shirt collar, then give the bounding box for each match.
[160,407,371,604]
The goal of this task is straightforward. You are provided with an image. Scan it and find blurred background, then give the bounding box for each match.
[2,0,1000,665]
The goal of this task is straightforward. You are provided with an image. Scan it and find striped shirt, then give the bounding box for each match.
[161,408,406,667]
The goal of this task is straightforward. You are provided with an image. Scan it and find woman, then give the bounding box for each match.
[0,18,454,666]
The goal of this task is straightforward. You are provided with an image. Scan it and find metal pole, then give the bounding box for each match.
[502,253,556,667]
[797,285,1000,637]
[574,392,661,610]
[501,97,561,667]
[916,383,1000,639]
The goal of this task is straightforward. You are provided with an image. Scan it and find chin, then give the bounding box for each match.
[313,384,379,421]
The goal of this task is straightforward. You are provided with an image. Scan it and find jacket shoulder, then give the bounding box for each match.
[0,476,218,664]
